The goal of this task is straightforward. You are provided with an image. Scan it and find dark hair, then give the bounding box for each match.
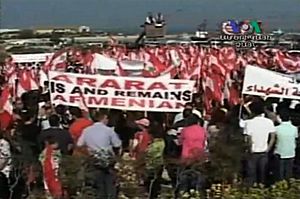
[93,110,108,122]
[210,109,226,125]
[279,109,290,122]
[49,114,60,127]
[149,121,164,138]
[21,109,34,122]
[185,114,200,126]
[44,105,52,111]
[0,131,3,139]
[69,107,83,118]
[249,101,265,116]
[45,135,57,145]
[199,117,204,127]
[183,108,193,119]
[55,105,66,115]
[185,102,193,109]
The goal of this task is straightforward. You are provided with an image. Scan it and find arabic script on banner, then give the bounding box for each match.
[242,65,300,99]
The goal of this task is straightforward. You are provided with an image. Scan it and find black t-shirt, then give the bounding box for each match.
[19,122,40,144]
[38,127,73,155]
[115,121,137,150]
[164,134,181,159]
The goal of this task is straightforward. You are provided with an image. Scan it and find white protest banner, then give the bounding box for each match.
[11,53,53,63]
[242,65,300,99]
[49,71,196,112]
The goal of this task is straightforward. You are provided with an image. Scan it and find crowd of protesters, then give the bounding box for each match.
[0,83,300,199]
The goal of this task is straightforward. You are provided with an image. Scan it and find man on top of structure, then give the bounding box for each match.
[155,12,165,27]
[145,12,156,25]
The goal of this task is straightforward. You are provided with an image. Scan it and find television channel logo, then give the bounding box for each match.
[222,20,262,35]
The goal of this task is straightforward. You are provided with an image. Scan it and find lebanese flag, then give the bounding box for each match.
[17,69,39,97]
[148,52,167,73]
[39,69,49,87]
[44,50,67,72]
[202,74,222,102]
[219,47,237,71]
[274,51,300,73]
[142,62,158,77]
[42,145,63,198]
[236,54,248,69]
[115,61,129,76]
[208,49,227,77]
[0,85,13,114]
[90,53,118,71]
[83,50,96,74]
[223,74,240,106]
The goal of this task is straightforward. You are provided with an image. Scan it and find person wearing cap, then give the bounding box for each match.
[130,118,152,160]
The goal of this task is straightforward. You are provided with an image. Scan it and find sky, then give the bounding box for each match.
[2,0,300,33]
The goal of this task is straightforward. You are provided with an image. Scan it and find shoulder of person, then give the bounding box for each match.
[264,117,275,125]
[83,123,96,131]
[61,128,71,134]
[41,128,52,134]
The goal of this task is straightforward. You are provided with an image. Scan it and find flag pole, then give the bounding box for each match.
[238,94,244,120]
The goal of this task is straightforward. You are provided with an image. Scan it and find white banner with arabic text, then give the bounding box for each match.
[242,65,300,99]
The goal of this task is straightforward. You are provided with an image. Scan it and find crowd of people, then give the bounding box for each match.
[0,85,299,199]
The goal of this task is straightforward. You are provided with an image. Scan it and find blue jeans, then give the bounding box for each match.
[279,158,294,180]
[246,153,268,186]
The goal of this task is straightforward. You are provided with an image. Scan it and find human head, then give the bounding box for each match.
[70,107,83,119]
[15,98,23,110]
[55,105,66,116]
[49,114,60,127]
[279,109,290,122]
[182,108,193,119]
[249,100,265,116]
[135,118,150,130]
[94,110,109,125]
[184,102,193,110]
[44,104,53,117]
[45,136,59,149]
[149,121,164,138]
[186,114,201,126]
[21,109,34,122]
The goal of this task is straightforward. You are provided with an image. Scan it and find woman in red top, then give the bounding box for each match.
[130,118,152,159]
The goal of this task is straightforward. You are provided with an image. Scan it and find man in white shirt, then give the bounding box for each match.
[244,101,276,186]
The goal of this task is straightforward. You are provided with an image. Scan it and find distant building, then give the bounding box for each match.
[34,28,54,35]
[34,26,91,35]
[78,26,91,33]
[0,29,22,39]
